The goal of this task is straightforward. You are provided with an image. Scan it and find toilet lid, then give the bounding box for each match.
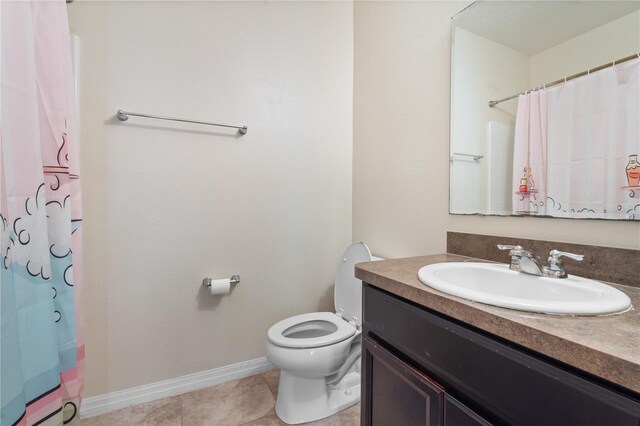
[334,242,372,327]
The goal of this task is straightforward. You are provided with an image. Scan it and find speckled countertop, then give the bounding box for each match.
[355,254,640,393]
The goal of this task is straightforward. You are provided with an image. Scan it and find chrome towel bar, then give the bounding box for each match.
[450,152,484,162]
[116,109,248,135]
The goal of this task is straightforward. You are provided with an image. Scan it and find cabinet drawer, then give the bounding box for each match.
[363,284,640,426]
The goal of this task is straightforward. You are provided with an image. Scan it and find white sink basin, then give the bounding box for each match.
[417,262,632,315]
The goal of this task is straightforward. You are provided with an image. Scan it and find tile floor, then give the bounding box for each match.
[81,370,360,426]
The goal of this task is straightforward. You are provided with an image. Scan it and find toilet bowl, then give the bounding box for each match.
[265,242,380,424]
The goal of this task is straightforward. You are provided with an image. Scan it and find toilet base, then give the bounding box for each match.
[274,370,361,424]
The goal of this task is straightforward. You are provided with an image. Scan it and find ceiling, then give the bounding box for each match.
[453,1,640,55]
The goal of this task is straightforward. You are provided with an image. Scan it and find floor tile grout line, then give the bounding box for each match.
[262,372,278,400]
[234,373,278,426]
[82,371,290,426]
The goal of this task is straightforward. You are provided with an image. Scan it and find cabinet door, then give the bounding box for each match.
[445,395,492,426]
[362,336,444,426]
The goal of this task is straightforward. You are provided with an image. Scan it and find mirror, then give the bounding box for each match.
[450,1,640,220]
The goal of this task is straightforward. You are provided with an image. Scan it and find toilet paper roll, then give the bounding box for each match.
[209,278,231,296]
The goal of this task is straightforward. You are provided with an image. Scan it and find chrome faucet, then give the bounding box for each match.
[497,245,584,278]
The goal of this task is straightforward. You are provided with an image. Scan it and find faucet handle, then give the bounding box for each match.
[549,249,584,262]
[497,244,527,256]
[547,250,583,277]
[497,244,523,251]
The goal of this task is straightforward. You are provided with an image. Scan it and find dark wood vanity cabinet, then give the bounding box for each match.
[444,395,492,426]
[362,335,444,425]
[361,284,640,426]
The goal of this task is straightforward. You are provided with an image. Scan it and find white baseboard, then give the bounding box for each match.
[80,357,274,419]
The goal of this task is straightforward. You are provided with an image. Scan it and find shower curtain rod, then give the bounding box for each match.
[488,52,640,108]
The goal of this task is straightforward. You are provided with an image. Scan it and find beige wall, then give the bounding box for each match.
[353,1,640,260]
[450,28,529,214]
[71,0,640,398]
[68,1,353,397]
[531,10,640,85]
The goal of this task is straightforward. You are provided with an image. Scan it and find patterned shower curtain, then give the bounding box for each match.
[1,1,84,425]
[511,90,547,215]
[512,57,640,219]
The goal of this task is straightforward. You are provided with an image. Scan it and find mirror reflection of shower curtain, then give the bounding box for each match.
[1,1,84,425]
[512,58,640,220]
[546,58,640,220]
[512,91,547,215]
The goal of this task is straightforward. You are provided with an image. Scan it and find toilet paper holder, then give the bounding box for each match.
[202,274,240,288]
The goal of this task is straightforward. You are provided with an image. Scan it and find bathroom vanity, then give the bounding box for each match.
[356,254,640,426]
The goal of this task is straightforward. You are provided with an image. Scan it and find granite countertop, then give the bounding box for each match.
[355,253,640,393]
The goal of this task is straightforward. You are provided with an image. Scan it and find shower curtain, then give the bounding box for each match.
[1,1,84,425]
[513,57,640,220]
[511,90,547,215]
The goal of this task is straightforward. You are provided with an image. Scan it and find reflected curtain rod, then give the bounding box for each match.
[488,52,640,108]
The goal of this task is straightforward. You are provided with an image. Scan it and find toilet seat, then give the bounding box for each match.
[267,312,356,349]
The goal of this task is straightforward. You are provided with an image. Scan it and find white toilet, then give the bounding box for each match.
[265,242,381,424]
